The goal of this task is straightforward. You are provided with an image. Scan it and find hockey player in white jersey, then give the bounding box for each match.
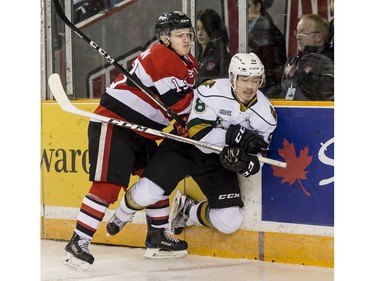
[170,52,277,234]
[107,53,277,256]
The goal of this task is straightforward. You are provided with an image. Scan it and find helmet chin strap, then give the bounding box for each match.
[164,37,177,54]
[160,34,173,49]
[231,80,246,104]
[165,35,171,45]
[236,93,247,104]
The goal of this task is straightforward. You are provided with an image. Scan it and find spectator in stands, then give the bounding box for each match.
[277,14,334,101]
[195,9,232,86]
[328,0,334,51]
[73,0,105,24]
[236,0,287,98]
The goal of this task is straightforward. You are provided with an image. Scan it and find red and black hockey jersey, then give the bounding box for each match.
[93,42,198,140]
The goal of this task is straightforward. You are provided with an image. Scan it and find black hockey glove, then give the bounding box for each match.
[225,124,268,155]
[220,146,260,177]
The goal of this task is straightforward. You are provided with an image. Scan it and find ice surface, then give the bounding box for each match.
[41,239,333,281]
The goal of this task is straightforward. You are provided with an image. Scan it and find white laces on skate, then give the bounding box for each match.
[176,213,189,228]
[163,231,180,243]
[77,239,91,254]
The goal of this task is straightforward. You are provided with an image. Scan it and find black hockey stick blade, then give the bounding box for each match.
[48,74,287,168]
[51,0,186,127]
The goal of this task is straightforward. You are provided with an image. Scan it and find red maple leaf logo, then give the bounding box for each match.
[272,139,313,196]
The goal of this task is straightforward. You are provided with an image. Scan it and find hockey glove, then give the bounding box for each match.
[225,124,268,155]
[220,146,260,177]
[173,114,189,137]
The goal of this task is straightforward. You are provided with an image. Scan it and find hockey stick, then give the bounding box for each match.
[51,0,186,127]
[48,73,287,168]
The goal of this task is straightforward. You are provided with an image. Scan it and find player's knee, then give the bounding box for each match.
[88,182,122,204]
[130,177,165,207]
[210,207,243,234]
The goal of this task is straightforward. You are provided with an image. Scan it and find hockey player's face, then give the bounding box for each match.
[235,75,261,102]
[169,28,193,56]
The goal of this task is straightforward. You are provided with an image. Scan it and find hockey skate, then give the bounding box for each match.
[144,227,188,259]
[106,212,132,236]
[61,233,94,271]
[170,190,195,235]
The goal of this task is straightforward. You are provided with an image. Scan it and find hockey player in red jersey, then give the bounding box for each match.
[107,53,277,257]
[63,11,197,270]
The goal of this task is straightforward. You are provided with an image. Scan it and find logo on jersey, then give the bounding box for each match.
[202,80,216,88]
[187,67,198,78]
[218,193,240,200]
[206,62,216,71]
[218,109,232,116]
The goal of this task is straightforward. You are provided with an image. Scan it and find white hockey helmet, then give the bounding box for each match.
[228,53,265,90]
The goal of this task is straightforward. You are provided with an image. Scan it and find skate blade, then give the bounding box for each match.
[144,248,188,259]
[168,190,183,233]
[61,252,91,271]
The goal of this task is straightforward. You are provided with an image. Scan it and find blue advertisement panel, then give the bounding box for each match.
[261,106,334,227]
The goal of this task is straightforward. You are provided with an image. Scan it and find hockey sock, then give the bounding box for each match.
[190,201,213,228]
[145,196,170,229]
[75,194,109,240]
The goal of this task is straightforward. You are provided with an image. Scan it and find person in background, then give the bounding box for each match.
[195,9,232,86]
[236,0,287,98]
[73,0,105,23]
[106,53,277,253]
[62,11,197,270]
[278,14,334,101]
[328,0,334,51]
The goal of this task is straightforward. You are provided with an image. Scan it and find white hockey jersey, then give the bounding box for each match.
[188,78,277,154]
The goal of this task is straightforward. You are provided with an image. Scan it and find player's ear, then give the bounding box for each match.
[255,2,262,13]
[160,34,170,46]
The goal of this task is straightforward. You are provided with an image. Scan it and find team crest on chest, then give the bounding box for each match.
[202,80,216,88]
[206,62,216,70]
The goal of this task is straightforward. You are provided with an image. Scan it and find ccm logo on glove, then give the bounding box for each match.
[225,124,268,155]
[219,146,260,177]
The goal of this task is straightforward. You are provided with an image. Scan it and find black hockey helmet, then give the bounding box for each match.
[155,11,193,39]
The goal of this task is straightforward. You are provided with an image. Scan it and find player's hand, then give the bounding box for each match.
[220,146,260,177]
[174,114,189,137]
[225,124,268,155]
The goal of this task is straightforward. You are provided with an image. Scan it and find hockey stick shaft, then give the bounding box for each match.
[51,0,185,127]
[48,73,287,168]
